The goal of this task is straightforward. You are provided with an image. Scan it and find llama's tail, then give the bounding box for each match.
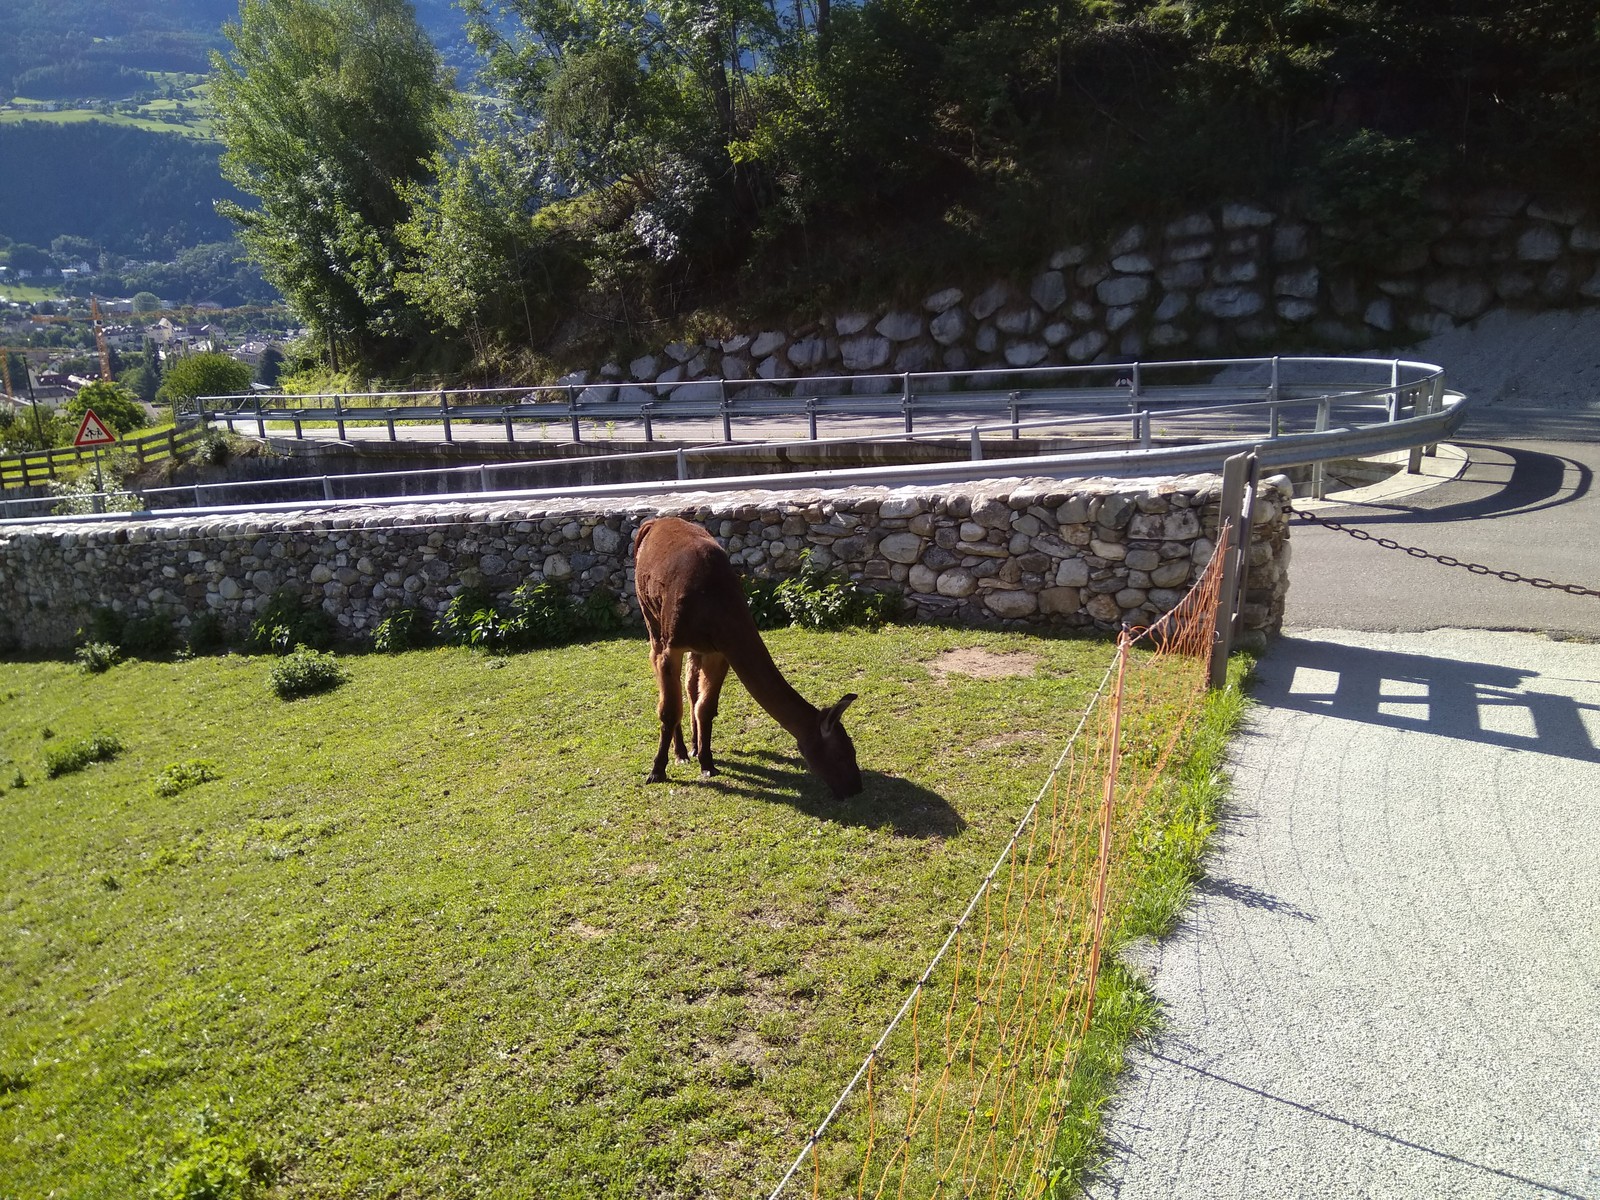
[631,518,658,561]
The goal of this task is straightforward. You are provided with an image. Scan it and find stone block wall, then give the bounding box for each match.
[0,476,1290,652]
[561,192,1600,395]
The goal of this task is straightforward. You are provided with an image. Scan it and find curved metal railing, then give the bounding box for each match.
[1,356,1467,523]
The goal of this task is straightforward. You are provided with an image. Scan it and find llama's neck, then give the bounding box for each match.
[723,626,819,738]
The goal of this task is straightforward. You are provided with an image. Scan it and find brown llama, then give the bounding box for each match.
[632,516,863,798]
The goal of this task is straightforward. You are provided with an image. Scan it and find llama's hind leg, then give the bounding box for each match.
[688,652,730,778]
[648,646,684,784]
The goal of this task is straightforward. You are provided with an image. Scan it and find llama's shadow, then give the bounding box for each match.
[697,750,967,839]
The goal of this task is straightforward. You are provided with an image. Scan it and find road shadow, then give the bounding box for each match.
[681,748,968,838]
[1194,874,1316,921]
[1320,442,1591,526]
[1258,636,1600,764]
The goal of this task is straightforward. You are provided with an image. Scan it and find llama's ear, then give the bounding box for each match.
[821,693,857,734]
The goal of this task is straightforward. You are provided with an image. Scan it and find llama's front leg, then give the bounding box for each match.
[648,646,683,784]
[689,653,730,778]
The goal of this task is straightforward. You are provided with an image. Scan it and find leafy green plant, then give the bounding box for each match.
[148,1108,273,1200]
[268,647,348,700]
[154,760,220,798]
[121,612,176,656]
[504,581,580,646]
[76,641,122,674]
[247,591,335,655]
[44,732,124,778]
[433,588,506,651]
[371,606,431,653]
[746,551,900,632]
[186,611,228,656]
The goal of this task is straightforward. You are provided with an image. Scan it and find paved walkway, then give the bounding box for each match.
[1090,628,1600,1198]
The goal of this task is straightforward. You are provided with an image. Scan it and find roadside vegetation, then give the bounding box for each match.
[0,623,1245,1197]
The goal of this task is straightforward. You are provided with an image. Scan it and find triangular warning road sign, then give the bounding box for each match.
[73,409,117,448]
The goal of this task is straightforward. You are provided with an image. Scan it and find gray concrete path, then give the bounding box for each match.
[1091,627,1600,1198]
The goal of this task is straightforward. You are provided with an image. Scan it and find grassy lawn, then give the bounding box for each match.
[0,626,1216,1198]
[0,282,63,303]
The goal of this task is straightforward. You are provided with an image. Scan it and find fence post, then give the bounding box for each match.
[1310,397,1330,499]
[806,397,819,441]
[334,393,346,441]
[567,385,582,443]
[720,378,732,442]
[1207,450,1258,690]
[1081,630,1130,1032]
[440,391,453,444]
[902,374,914,434]
[970,426,983,461]
[676,448,688,480]
[1009,393,1021,441]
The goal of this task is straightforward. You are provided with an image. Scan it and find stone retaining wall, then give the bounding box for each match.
[0,476,1291,652]
[564,191,1600,393]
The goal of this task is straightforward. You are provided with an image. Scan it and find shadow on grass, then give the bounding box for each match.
[693,748,967,839]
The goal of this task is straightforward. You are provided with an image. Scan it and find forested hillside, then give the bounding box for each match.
[0,122,241,256]
[0,0,234,99]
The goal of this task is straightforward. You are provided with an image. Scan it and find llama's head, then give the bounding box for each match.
[798,693,862,799]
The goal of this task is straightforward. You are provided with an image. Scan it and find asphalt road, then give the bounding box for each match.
[1286,438,1600,639]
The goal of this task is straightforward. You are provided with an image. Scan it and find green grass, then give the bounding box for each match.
[0,628,1229,1197]
[0,282,63,302]
[0,108,215,140]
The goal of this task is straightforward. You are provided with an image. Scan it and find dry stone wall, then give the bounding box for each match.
[563,191,1600,394]
[0,476,1290,652]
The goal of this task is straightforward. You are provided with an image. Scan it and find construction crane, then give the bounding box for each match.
[90,295,113,381]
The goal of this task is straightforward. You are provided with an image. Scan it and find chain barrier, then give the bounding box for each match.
[1291,507,1600,600]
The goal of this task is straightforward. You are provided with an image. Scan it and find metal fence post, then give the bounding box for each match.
[806,397,819,441]
[568,385,582,443]
[440,391,453,444]
[902,374,914,434]
[1009,393,1021,441]
[720,379,732,442]
[970,426,983,461]
[334,393,346,441]
[676,448,688,480]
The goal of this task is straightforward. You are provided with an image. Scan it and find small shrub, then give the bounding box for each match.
[268,647,348,699]
[371,606,430,653]
[434,588,505,650]
[505,581,580,646]
[121,612,176,656]
[748,551,900,631]
[247,591,335,655]
[45,732,124,778]
[76,641,122,674]
[186,611,228,656]
[154,760,220,798]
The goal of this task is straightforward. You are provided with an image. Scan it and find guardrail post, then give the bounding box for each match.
[292,413,304,438]
[676,448,688,480]
[1269,356,1281,405]
[440,391,453,443]
[504,411,516,443]
[970,426,983,461]
[255,397,266,439]
[1138,411,1152,449]
[1009,392,1021,441]
[1389,359,1401,423]
[1311,397,1331,499]
[642,403,654,444]
[334,393,346,441]
[386,415,397,441]
[480,465,491,491]
[567,384,582,443]
[720,379,732,442]
[1131,362,1142,398]
[322,476,334,501]
[902,374,914,434]
[806,397,818,441]
[1268,404,1282,438]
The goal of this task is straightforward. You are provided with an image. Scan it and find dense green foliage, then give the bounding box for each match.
[211,0,453,371]
[66,381,149,436]
[267,646,349,699]
[205,0,1600,378]
[156,352,254,412]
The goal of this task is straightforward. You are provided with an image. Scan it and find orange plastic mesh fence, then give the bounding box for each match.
[770,521,1235,1200]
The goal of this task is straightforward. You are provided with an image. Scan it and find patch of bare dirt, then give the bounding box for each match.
[927,648,1042,680]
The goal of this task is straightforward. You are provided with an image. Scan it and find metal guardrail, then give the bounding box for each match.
[0,356,1467,524]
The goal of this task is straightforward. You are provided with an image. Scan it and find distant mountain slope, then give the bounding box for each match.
[0,121,241,255]
[3,0,474,98]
